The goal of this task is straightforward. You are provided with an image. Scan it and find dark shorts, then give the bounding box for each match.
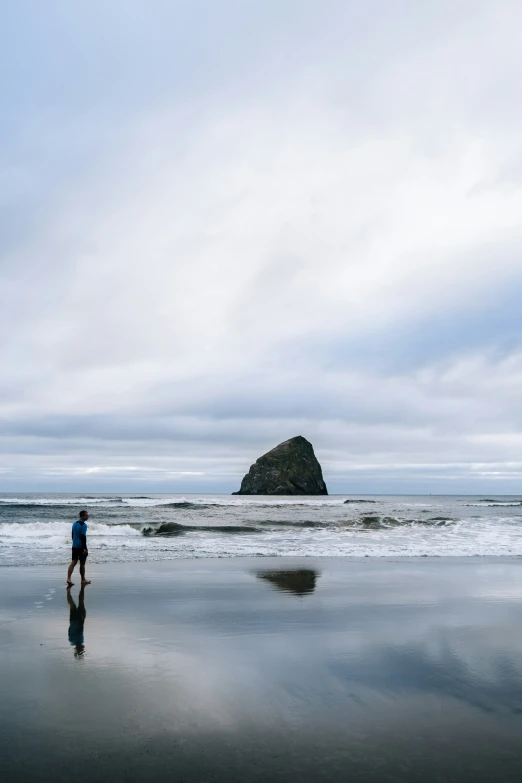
[71,547,88,564]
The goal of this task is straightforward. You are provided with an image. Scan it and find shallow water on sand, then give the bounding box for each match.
[1,557,522,782]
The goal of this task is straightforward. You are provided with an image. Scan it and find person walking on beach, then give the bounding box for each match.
[66,510,91,587]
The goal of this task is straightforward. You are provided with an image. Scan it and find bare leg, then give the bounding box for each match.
[66,589,76,610]
[67,560,77,586]
[80,562,91,585]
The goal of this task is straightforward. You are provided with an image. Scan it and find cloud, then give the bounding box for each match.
[1,1,522,490]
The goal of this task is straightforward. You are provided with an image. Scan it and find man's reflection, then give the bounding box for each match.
[256,569,319,596]
[67,586,87,658]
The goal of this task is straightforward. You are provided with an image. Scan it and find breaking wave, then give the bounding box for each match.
[142,522,261,536]
[345,515,455,529]
[0,497,122,506]
[0,521,141,538]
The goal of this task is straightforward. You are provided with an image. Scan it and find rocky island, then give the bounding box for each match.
[232,436,328,495]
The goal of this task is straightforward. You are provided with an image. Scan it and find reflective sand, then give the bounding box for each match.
[1,557,522,781]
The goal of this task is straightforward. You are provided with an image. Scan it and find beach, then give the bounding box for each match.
[2,556,522,782]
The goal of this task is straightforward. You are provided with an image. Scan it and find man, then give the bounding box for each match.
[66,510,91,587]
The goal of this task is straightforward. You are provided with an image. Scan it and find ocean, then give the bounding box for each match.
[1,493,522,566]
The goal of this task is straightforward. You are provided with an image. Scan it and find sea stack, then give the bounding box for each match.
[232,436,328,495]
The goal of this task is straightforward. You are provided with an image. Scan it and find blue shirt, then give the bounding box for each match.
[72,520,87,549]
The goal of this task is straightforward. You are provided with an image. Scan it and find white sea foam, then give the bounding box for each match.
[0,496,343,509]
[1,517,522,564]
[0,497,119,506]
[0,494,358,509]
[468,500,522,508]
[120,497,345,508]
[121,497,191,507]
[0,521,141,538]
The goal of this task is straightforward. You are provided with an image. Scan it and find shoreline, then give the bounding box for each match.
[1,552,522,571]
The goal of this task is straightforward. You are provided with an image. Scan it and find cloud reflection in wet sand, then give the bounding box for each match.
[2,559,522,782]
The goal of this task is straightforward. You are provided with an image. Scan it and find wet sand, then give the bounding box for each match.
[1,557,522,782]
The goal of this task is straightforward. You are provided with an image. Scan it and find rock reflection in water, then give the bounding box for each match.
[256,568,318,595]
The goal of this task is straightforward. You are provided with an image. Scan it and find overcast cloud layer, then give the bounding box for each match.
[2,0,522,493]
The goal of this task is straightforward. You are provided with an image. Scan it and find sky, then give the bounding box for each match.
[1,0,522,494]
